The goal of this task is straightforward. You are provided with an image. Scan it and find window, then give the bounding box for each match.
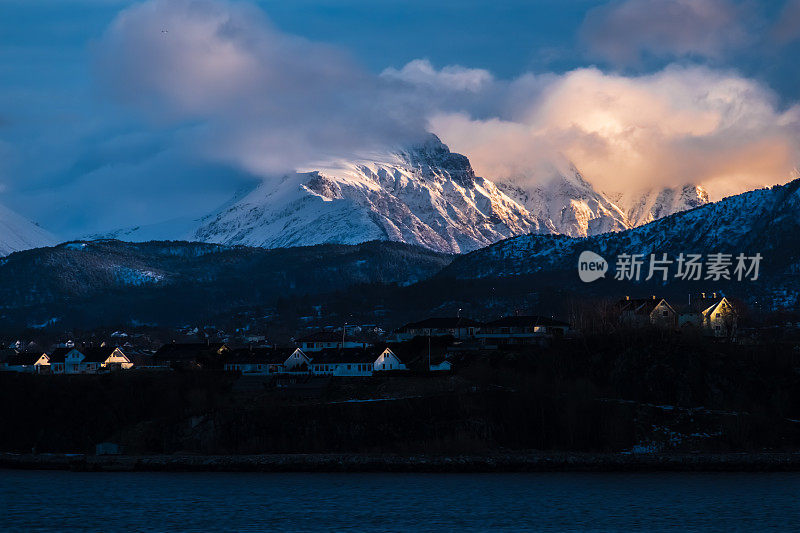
[662,311,669,317]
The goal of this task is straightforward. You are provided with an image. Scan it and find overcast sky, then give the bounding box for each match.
[3,0,800,238]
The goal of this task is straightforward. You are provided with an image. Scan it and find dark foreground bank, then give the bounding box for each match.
[4,452,800,472]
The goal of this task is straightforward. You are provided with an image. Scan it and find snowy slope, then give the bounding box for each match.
[193,136,545,254]
[0,203,56,256]
[441,180,800,280]
[497,161,630,237]
[607,184,710,227]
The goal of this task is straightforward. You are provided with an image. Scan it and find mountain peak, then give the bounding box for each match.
[398,133,475,186]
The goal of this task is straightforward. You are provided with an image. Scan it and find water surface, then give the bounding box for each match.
[2,470,799,531]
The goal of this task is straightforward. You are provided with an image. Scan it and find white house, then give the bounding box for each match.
[283,348,313,372]
[49,346,132,374]
[295,331,372,352]
[373,348,408,372]
[224,348,285,375]
[476,315,571,345]
[394,317,481,342]
[310,349,377,377]
[380,344,452,373]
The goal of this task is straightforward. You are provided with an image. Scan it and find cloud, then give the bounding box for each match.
[773,0,800,44]
[580,0,752,65]
[95,0,428,177]
[5,0,799,240]
[424,65,800,198]
[381,59,494,93]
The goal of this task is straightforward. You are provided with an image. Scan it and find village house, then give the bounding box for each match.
[152,342,230,369]
[680,293,738,337]
[282,348,314,373]
[476,315,571,345]
[224,347,286,375]
[394,317,482,342]
[295,331,372,352]
[373,347,409,372]
[386,344,452,372]
[92,346,134,370]
[618,296,678,330]
[310,348,378,377]
[0,351,50,373]
[48,346,132,374]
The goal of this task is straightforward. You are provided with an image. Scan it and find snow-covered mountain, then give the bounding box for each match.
[93,135,721,254]
[191,136,651,253]
[0,202,56,256]
[192,136,544,254]
[441,179,800,282]
[607,184,710,227]
[496,162,629,237]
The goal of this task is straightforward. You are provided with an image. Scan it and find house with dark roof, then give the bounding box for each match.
[49,346,131,374]
[394,317,482,341]
[618,296,678,330]
[385,344,451,372]
[0,351,49,373]
[310,348,379,376]
[152,342,230,369]
[295,331,372,352]
[373,347,409,372]
[476,315,571,345]
[283,348,313,373]
[224,347,288,375]
[679,292,737,337]
[85,346,133,371]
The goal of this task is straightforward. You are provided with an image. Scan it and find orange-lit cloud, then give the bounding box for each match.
[426,66,800,199]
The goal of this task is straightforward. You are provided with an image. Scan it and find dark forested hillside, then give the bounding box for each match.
[0,240,451,331]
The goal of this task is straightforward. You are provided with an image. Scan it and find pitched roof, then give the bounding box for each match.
[398,317,482,331]
[80,346,122,363]
[482,315,570,328]
[690,296,727,314]
[4,352,47,366]
[618,297,674,316]
[48,347,77,363]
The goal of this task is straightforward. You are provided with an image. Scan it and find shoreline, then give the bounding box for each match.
[3,452,800,473]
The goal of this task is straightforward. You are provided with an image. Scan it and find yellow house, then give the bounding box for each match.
[680,293,737,337]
